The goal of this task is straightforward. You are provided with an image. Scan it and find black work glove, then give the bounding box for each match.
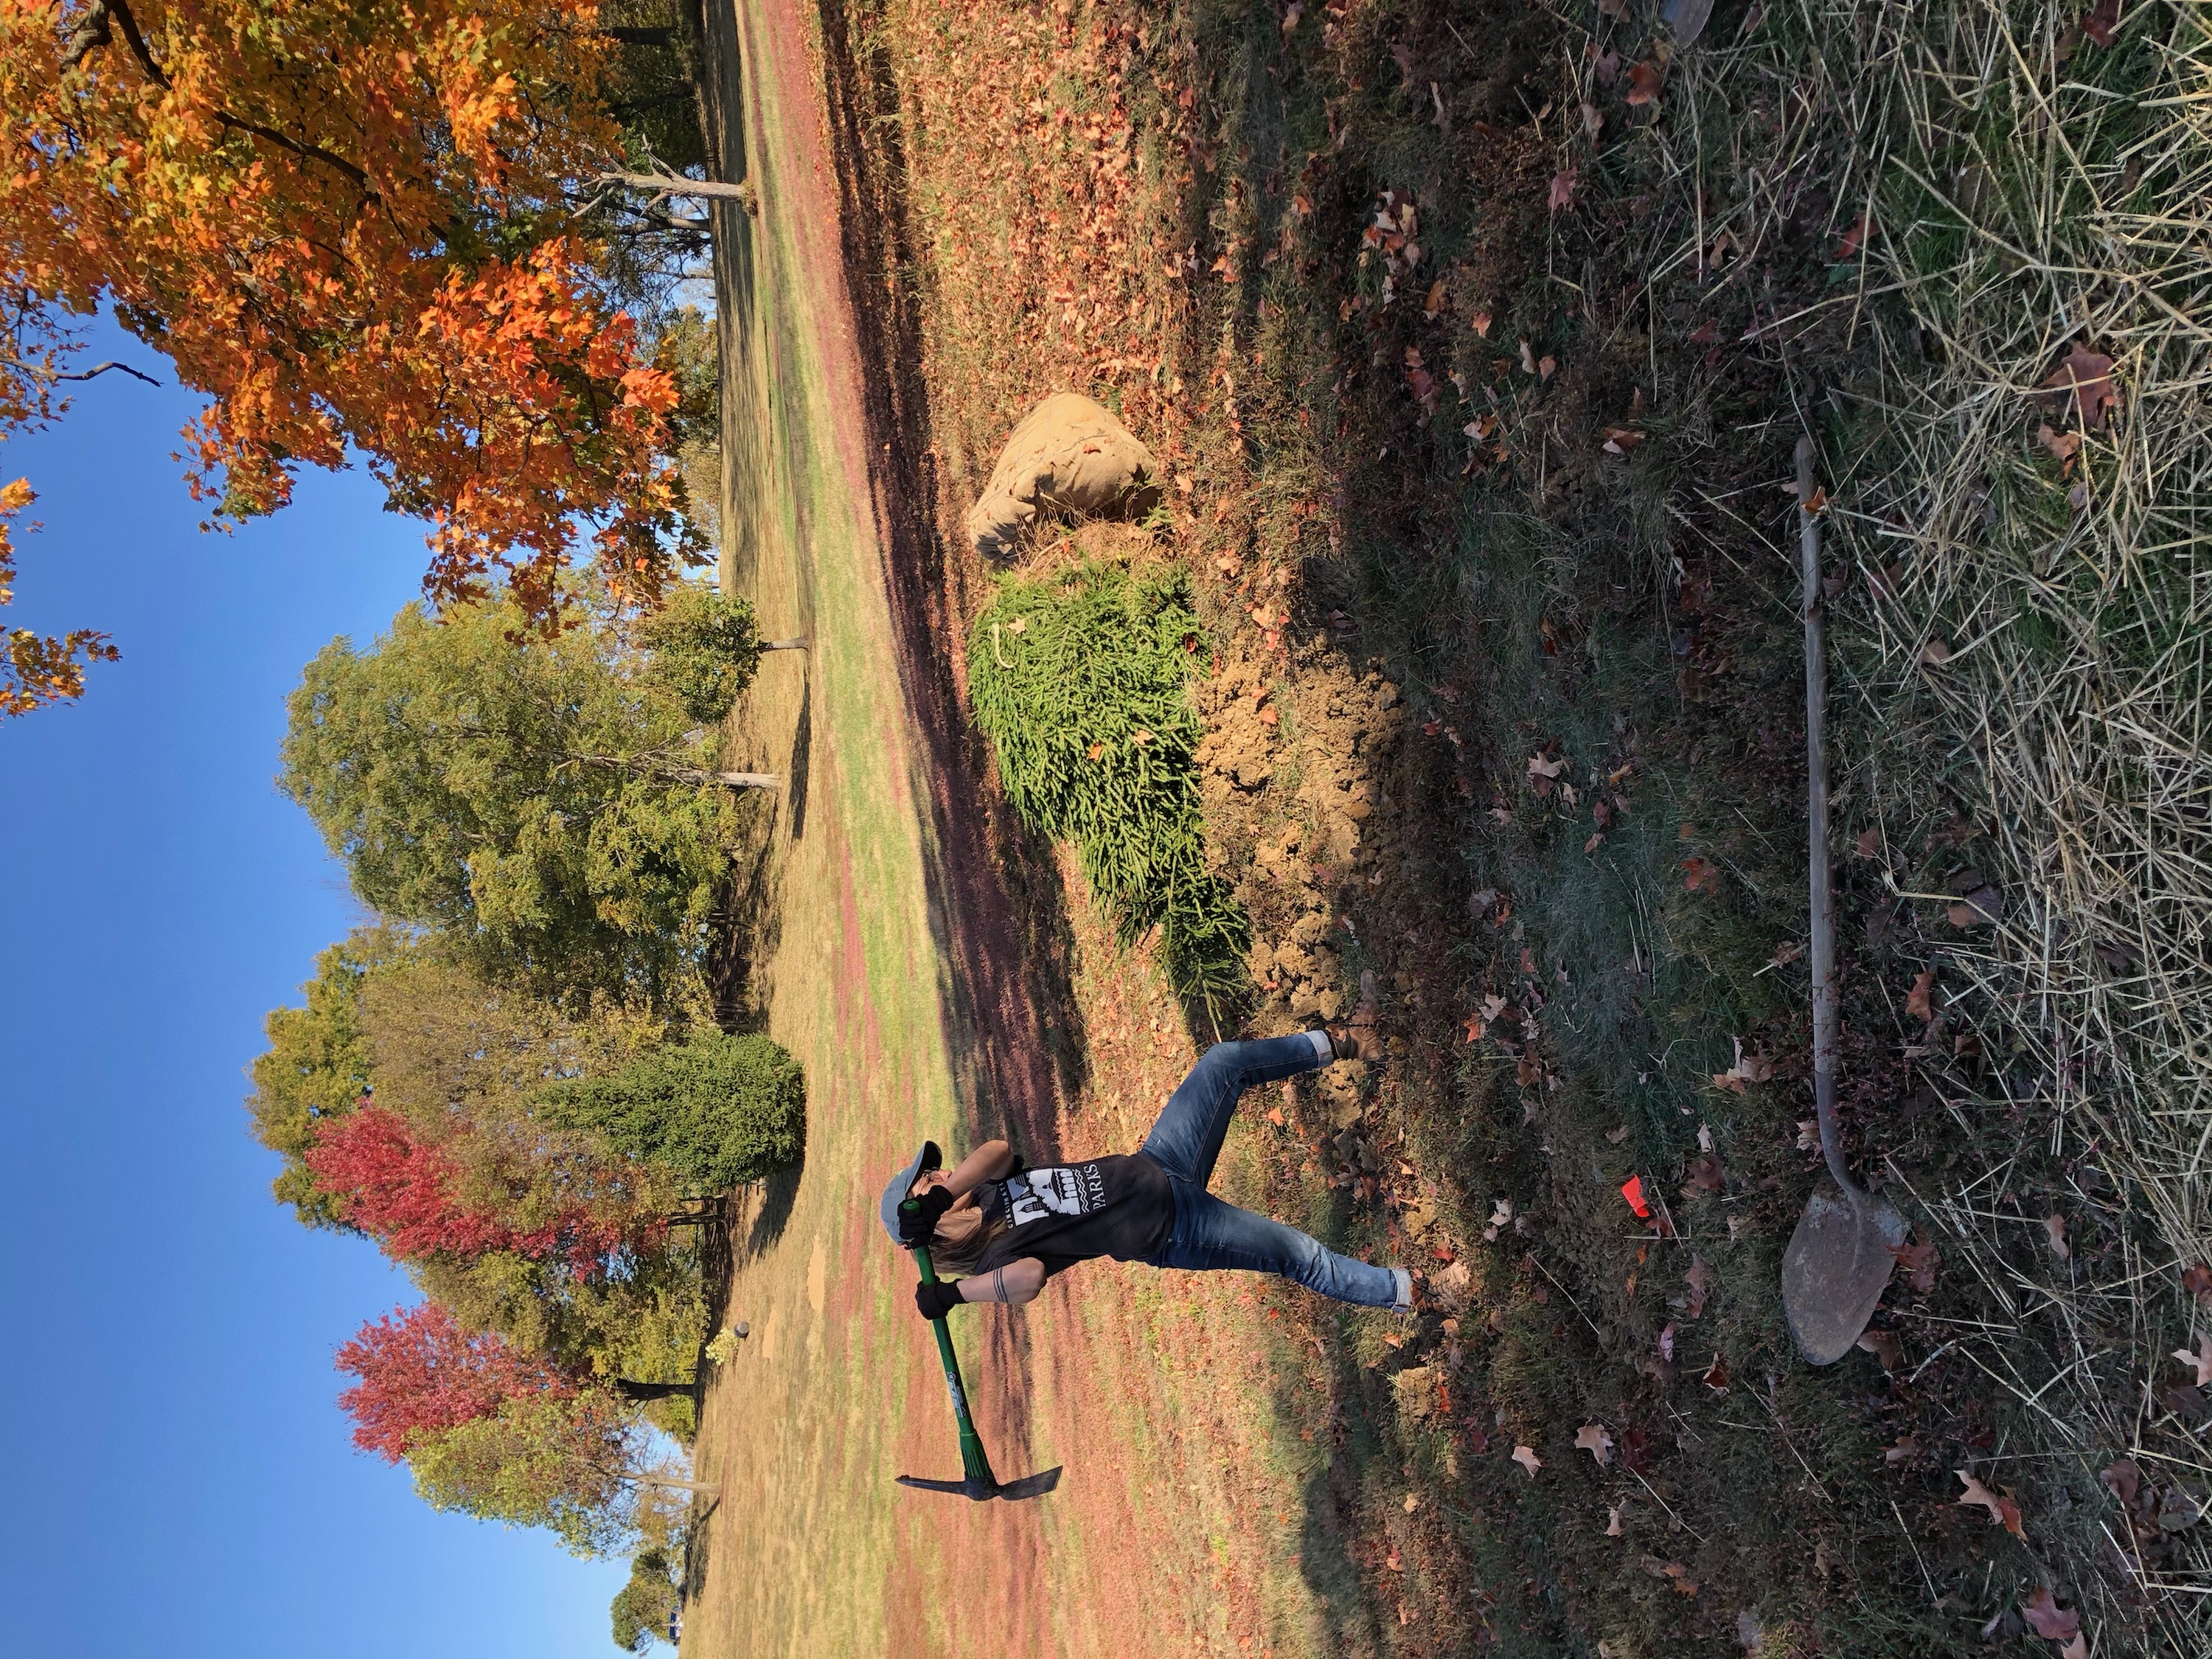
[897,1184,954,1245]
[914,1279,964,1321]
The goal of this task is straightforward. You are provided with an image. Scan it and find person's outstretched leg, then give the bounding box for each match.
[1141,1032,1333,1188]
[1153,1187,1402,1307]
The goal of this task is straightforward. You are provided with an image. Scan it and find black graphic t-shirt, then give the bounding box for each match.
[969,1153,1175,1280]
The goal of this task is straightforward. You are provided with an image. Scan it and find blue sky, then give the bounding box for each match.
[0,324,629,1658]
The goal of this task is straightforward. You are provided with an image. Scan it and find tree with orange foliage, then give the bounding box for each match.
[0,0,706,714]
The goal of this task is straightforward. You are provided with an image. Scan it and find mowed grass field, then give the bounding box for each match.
[680,1,1080,1652]
[680,6,1369,1657]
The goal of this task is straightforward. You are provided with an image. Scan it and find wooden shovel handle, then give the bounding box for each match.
[1798,435,1854,1196]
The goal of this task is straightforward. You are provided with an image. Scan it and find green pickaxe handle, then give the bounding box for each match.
[904,1220,998,1497]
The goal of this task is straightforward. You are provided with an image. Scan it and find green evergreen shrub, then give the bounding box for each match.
[541,1031,804,1193]
[965,560,1248,1012]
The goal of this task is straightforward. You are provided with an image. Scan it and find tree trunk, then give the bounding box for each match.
[599,172,758,214]
[712,771,779,790]
[760,638,808,652]
[621,1469,720,1499]
[613,1377,700,1404]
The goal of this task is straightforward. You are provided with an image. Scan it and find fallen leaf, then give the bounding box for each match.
[1512,1444,1542,1478]
[1796,1119,1820,1152]
[1549,170,1579,212]
[1639,1557,1697,1594]
[1682,856,1721,894]
[1576,1422,1615,1466]
[2159,1484,2205,1530]
[1947,871,2003,926]
[1625,60,1664,105]
[1956,1470,2027,1537]
[1855,827,1881,859]
[1605,1124,1632,1144]
[1712,1038,1775,1093]
[1684,1255,1715,1318]
[1582,101,1604,141]
[1919,638,1953,665]
[1539,355,1557,380]
[1658,1322,1677,1362]
[1484,1197,1514,1241]
[1619,1425,1652,1472]
[2023,1587,2081,1641]
[1855,1328,1903,1373]
[2084,0,2120,46]
[1702,1352,1731,1391]
[2059,1636,2088,1659]
[1520,339,1538,375]
[1834,213,1870,261]
[2101,1458,2140,1507]
[2037,422,2083,471]
[1403,1492,1422,1513]
[1680,1154,1725,1197]
[1606,1504,1625,1536]
[1423,279,1447,320]
[1906,970,1937,1022]
[2044,1213,2071,1260]
[2039,343,2119,431]
[1884,1436,1919,1467]
[1889,1236,1940,1295]
[2186,1265,2212,1306]
[1592,44,1621,85]
[1603,426,1646,454]
[2174,1332,2212,1388]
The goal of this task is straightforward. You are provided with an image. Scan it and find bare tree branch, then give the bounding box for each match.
[53,360,161,387]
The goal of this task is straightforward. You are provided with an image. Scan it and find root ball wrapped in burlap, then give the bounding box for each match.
[964,392,1161,560]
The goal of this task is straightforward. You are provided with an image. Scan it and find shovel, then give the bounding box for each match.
[1780,434,1908,1366]
[892,1225,1061,1501]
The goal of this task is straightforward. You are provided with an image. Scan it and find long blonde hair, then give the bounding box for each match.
[925,1198,995,1275]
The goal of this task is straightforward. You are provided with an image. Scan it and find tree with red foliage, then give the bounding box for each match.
[335,1301,575,1461]
[304,1103,654,1270]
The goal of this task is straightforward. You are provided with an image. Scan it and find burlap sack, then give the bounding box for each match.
[964,392,1160,560]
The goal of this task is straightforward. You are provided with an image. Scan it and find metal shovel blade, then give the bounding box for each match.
[1781,1180,1908,1366]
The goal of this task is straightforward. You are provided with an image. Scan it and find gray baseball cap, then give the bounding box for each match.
[878,1141,942,1245]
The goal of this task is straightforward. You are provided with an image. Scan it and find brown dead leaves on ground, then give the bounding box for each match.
[2037,343,2119,431]
[1956,1469,2027,1538]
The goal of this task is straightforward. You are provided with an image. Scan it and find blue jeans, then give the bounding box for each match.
[1138,1034,1399,1307]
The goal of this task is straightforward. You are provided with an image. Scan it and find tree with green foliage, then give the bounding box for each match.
[539,1029,805,1193]
[407,1388,714,1558]
[248,930,402,1228]
[967,561,1248,1009]
[251,933,718,1402]
[279,589,765,1011]
[610,1548,681,1652]
[637,585,805,725]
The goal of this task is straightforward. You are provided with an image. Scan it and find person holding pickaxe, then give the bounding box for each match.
[878,1029,1414,1317]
